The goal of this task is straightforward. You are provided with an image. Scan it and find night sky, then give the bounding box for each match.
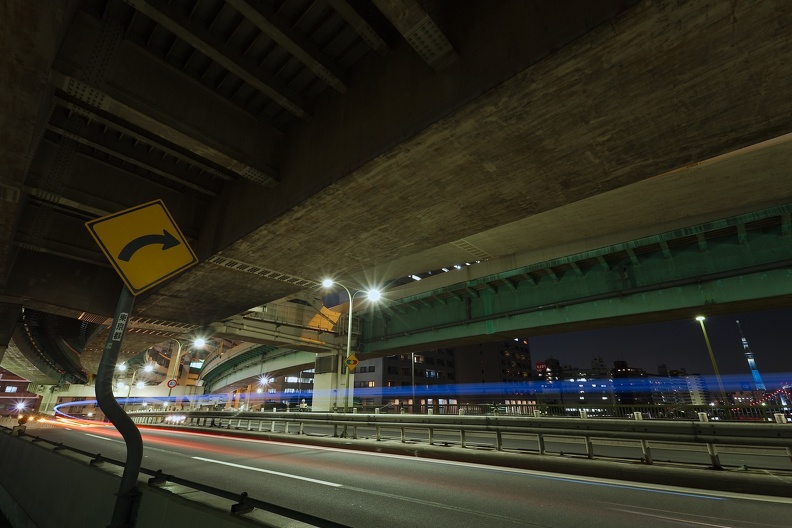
[530,307,792,382]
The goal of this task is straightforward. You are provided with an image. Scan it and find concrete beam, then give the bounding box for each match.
[326,0,390,57]
[122,0,310,118]
[373,0,456,70]
[207,318,339,354]
[225,0,347,93]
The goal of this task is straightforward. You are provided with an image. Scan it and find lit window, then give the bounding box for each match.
[367,381,375,387]
[4,386,18,393]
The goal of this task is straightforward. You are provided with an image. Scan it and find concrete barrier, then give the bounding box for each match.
[0,429,309,527]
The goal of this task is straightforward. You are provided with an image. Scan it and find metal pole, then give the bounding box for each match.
[342,285,354,414]
[411,352,416,413]
[697,318,729,406]
[167,339,183,399]
[95,286,143,528]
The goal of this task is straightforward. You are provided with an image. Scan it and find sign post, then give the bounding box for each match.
[86,200,197,528]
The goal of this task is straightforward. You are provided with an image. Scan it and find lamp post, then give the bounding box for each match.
[411,352,416,413]
[695,316,729,407]
[118,363,153,411]
[322,279,381,413]
[166,338,203,398]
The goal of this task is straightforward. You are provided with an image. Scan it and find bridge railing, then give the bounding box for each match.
[128,410,792,470]
[341,402,791,421]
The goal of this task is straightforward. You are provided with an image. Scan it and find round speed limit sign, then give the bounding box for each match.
[167,379,178,388]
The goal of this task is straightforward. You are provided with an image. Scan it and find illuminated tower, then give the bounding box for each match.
[736,320,766,391]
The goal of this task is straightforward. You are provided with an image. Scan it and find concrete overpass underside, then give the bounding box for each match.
[1,1,792,383]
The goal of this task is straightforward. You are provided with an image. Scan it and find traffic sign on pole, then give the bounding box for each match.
[345,354,359,372]
[167,379,178,389]
[85,200,198,295]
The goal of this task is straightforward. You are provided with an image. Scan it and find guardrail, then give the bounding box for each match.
[0,424,348,527]
[129,410,792,470]
[345,402,792,421]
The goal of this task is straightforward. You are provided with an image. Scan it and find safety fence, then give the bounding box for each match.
[361,402,792,421]
[130,410,792,470]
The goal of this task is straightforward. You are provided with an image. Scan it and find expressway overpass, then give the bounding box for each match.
[1,1,792,393]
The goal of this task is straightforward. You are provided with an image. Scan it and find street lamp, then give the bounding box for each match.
[695,316,729,407]
[119,363,153,411]
[322,279,381,413]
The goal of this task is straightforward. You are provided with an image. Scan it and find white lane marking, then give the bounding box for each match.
[609,508,742,527]
[192,456,343,487]
[85,433,123,443]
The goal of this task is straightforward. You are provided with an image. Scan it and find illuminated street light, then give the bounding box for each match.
[322,279,381,413]
[123,363,154,411]
[695,316,729,406]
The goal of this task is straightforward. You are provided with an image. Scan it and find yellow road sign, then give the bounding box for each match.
[345,354,359,371]
[85,200,198,295]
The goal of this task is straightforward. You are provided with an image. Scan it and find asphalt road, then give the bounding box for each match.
[31,424,792,528]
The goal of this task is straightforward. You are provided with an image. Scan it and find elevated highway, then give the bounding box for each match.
[1,0,791,387]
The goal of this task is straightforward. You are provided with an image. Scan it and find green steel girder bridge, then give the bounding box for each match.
[188,204,792,395]
[362,205,792,355]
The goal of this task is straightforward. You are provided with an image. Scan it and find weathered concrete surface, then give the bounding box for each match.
[147,0,792,322]
[2,1,792,376]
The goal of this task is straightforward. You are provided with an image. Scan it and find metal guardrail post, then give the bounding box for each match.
[537,433,546,455]
[376,424,381,441]
[774,414,792,462]
[633,412,653,464]
[460,429,466,448]
[428,427,433,445]
[698,412,722,470]
[496,431,503,451]
[584,436,594,459]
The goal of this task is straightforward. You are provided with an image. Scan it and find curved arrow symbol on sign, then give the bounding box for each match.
[118,229,181,262]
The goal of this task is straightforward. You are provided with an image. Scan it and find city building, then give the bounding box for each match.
[350,339,533,413]
[0,368,41,416]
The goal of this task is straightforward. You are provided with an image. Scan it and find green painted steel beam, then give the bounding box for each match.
[362,205,792,355]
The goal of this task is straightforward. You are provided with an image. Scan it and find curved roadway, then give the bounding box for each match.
[30,424,792,528]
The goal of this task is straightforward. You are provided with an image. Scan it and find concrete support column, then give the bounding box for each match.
[0,303,23,367]
[312,352,340,412]
[312,371,339,412]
